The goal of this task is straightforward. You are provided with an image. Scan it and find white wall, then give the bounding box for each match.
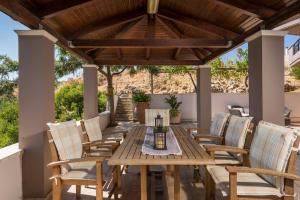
[0,144,23,200]
[151,93,300,121]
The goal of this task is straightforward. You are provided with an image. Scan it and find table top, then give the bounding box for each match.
[108,126,214,166]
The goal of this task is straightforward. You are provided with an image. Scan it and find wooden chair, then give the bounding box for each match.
[47,120,118,200]
[80,116,126,153]
[187,113,230,145]
[205,121,300,200]
[204,115,254,166]
[145,109,170,127]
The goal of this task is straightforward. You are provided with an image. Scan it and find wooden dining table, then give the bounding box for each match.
[108,125,214,200]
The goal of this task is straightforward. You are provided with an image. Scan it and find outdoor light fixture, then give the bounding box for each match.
[154,113,167,150]
[147,0,159,14]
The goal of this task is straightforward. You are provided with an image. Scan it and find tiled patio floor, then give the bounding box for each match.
[61,122,300,200]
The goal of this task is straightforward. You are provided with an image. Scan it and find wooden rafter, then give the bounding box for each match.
[39,0,94,19]
[203,1,300,63]
[116,49,123,60]
[212,0,276,19]
[68,9,145,40]
[71,39,231,48]
[173,48,182,60]
[145,14,156,60]
[158,8,240,39]
[0,0,93,63]
[95,59,204,65]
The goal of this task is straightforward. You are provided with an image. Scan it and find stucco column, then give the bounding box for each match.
[16,30,57,199]
[83,64,99,119]
[247,30,287,125]
[196,66,212,132]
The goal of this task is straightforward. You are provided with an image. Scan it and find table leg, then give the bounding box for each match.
[141,165,148,200]
[174,165,180,200]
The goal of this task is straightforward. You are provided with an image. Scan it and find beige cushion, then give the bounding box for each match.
[102,126,127,140]
[210,113,230,136]
[84,116,103,142]
[214,151,241,165]
[207,165,282,198]
[47,120,83,160]
[225,116,252,148]
[62,161,97,181]
[249,121,298,190]
[145,109,170,127]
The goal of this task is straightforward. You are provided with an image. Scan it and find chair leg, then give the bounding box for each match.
[76,185,81,200]
[52,178,62,200]
[205,169,213,200]
[96,161,103,200]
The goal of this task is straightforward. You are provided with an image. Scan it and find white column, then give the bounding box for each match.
[196,65,212,132]
[247,30,287,125]
[16,30,57,198]
[83,64,99,119]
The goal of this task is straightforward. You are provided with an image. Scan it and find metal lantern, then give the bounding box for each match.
[155,113,163,131]
[154,129,167,150]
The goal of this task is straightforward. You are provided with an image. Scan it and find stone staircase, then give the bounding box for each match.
[115,96,134,121]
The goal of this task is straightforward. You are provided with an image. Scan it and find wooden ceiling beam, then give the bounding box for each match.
[212,0,276,19]
[71,39,231,48]
[68,8,146,40]
[0,0,93,63]
[173,48,182,60]
[145,14,156,60]
[39,0,94,19]
[95,58,204,65]
[158,8,240,39]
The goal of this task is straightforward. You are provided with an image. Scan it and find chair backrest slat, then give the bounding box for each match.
[249,121,299,191]
[47,120,83,160]
[210,113,230,136]
[82,116,102,142]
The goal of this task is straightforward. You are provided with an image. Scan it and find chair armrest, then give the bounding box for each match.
[47,157,106,168]
[205,145,248,154]
[226,166,300,181]
[187,128,207,134]
[83,140,119,147]
[194,134,223,142]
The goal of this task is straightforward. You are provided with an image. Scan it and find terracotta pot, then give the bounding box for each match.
[136,102,150,124]
[170,112,182,124]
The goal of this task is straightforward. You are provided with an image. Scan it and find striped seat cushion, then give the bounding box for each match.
[47,120,83,160]
[84,116,102,142]
[249,121,299,190]
[145,109,170,127]
[225,116,253,148]
[210,113,230,136]
[207,165,282,198]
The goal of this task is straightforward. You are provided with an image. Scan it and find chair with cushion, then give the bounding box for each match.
[145,109,170,127]
[80,116,126,153]
[188,113,230,145]
[205,121,300,200]
[47,120,118,200]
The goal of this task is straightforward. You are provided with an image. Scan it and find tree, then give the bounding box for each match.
[235,48,249,87]
[98,65,128,126]
[0,55,18,99]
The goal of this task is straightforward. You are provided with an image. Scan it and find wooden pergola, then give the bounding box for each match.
[0,0,300,199]
[1,0,299,65]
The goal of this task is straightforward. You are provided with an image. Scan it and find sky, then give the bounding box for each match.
[0,11,299,63]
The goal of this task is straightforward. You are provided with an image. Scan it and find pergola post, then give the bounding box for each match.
[83,64,99,119]
[247,30,287,125]
[196,66,212,132]
[16,30,57,198]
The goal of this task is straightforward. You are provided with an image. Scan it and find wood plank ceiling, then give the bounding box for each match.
[0,0,299,65]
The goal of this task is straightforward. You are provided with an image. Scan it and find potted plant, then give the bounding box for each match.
[133,90,151,124]
[165,94,182,124]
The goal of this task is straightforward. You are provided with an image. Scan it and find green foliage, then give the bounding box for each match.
[55,81,107,122]
[164,94,182,117]
[0,98,18,148]
[132,90,151,102]
[0,55,18,99]
[55,46,83,80]
[290,67,300,80]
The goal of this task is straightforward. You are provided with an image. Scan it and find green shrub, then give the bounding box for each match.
[55,81,107,122]
[164,95,182,117]
[132,90,151,102]
[290,67,300,80]
[0,98,18,148]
